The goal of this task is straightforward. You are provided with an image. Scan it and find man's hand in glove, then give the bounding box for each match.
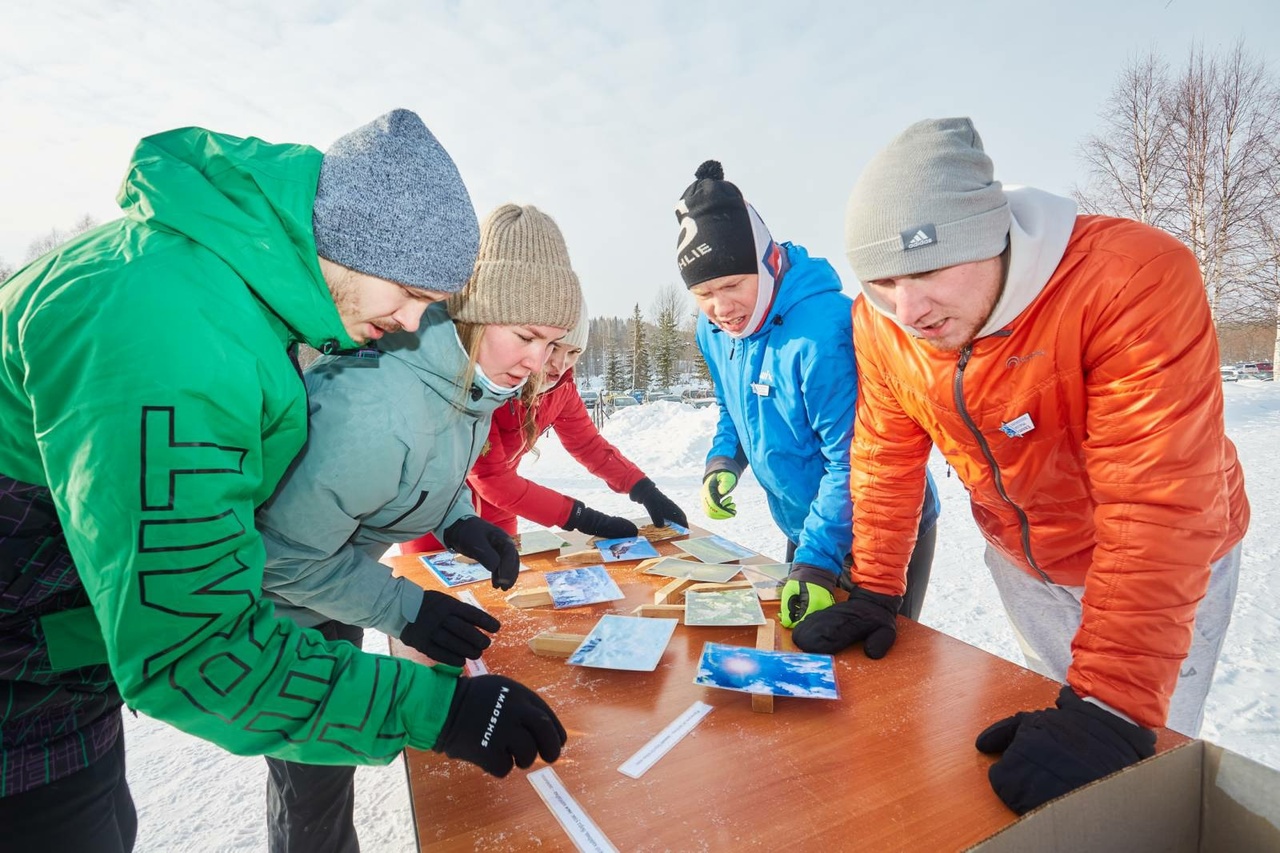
[400,591,501,666]
[434,675,567,778]
[442,515,520,590]
[628,477,688,528]
[790,586,902,657]
[563,500,638,539]
[778,564,836,628]
[700,471,738,520]
[975,685,1156,815]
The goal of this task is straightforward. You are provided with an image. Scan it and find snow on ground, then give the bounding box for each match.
[124,380,1280,851]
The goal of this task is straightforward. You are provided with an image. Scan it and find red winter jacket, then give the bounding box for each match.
[469,369,645,535]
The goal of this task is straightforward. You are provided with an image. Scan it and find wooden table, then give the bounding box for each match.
[387,526,1186,852]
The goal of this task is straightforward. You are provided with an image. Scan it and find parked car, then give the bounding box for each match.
[1235,362,1275,381]
[580,389,600,406]
[1257,361,1274,381]
[605,394,640,410]
[648,393,683,404]
[1220,366,1239,382]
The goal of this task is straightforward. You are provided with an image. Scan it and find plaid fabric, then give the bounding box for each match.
[1,475,122,796]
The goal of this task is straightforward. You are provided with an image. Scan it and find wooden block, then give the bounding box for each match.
[505,586,553,609]
[636,523,688,543]
[528,632,587,658]
[654,576,699,606]
[753,619,778,714]
[633,557,664,573]
[555,549,603,567]
[685,580,754,594]
[631,604,686,624]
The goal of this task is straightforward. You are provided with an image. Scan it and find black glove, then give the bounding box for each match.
[628,477,689,528]
[442,516,520,590]
[400,590,501,667]
[563,500,638,539]
[975,686,1156,815]
[790,586,902,658]
[434,675,568,777]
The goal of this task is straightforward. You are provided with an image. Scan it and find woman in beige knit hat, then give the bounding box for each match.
[252,203,581,851]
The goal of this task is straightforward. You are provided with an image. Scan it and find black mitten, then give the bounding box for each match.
[442,516,521,589]
[975,685,1157,815]
[790,586,902,658]
[628,477,689,528]
[434,675,567,777]
[400,590,501,666]
[562,500,638,539]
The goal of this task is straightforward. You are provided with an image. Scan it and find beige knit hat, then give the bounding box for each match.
[559,299,590,351]
[447,204,582,330]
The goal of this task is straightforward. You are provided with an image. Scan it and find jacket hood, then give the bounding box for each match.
[376,302,517,415]
[116,126,356,350]
[856,187,1078,340]
[733,243,843,340]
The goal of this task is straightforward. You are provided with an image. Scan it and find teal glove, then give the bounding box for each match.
[701,471,738,520]
[779,563,836,628]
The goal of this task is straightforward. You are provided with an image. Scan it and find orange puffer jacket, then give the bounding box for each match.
[850,214,1249,728]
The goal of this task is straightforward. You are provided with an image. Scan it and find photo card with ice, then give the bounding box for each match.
[642,557,742,584]
[684,588,767,626]
[544,565,625,608]
[673,535,757,564]
[514,529,570,556]
[694,642,839,699]
[596,536,661,563]
[738,563,791,601]
[421,551,527,588]
[566,614,678,671]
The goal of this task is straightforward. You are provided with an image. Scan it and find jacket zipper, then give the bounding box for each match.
[374,489,431,530]
[953,345,1051,582]
[442,418,482,520]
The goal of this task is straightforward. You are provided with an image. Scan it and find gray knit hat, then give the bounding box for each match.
[447,204,582,330]
[845,117,1010,282]
[313,108,479,293]
[559,299,590,351]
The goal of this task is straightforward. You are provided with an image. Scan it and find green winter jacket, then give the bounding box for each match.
[258,302,515,634]
[0,126,459,765]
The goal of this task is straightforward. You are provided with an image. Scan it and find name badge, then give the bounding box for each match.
[751,383,771,397]
[1000,413,1035,438]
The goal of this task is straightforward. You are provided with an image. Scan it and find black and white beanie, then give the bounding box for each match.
[674,160,781,338]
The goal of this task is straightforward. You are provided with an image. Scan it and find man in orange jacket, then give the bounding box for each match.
[793,117,1249,815]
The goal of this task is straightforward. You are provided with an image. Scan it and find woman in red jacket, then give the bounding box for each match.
[469,304,688,540]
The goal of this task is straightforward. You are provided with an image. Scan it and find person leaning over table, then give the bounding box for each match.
[793,117,1250,815]
[675,160,941,627]
[0,109,559,853]
[401,298,689,556]
[255,203,581,853]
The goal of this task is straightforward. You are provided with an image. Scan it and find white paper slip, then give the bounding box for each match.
[455,589,490,675]
[617,700,713,779]
[527,767,618,853]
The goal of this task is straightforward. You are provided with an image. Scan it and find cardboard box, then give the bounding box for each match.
[968,740,1280,851]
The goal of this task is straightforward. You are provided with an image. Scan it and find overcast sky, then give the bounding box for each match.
[2,0,1277,317]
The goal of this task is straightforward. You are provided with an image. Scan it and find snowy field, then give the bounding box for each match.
[123,380,1280,851]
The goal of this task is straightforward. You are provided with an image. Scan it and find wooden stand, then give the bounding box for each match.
[528,631,587,658]
[632,604,687,623]
[753,619,778,714]
[504,586,553,609]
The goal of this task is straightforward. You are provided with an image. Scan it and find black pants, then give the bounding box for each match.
[787,521,938,621]
[265,620,364,853]
[0,725,136,853]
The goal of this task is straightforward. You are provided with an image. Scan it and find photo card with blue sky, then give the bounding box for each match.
[544,565,625,609]
[738,563,791,601]
[684,589,767,626]
[694,643,839,700]
[514,529,570,556]
[642,557,742,584]
[596,536,661,563]
[566,614,678,671]
[673,535,757,564]
[421,551,527,588]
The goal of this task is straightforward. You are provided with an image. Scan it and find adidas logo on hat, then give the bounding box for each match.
[900,224,938,250]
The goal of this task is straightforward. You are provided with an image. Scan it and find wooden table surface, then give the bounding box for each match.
[386,525,1186,852]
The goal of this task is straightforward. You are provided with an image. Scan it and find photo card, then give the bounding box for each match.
[642,557,742,584]
[544,565,625,608]
[684,588,767,626]
[421,551,527,588]
[566,614,678,671]
[673,535,757,564]
[514,529,571,556]
[596,536,661,563]
[694,642,839,699]
[738,563,791,601]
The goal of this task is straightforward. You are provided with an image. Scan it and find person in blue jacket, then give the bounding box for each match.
[676,160,940,629]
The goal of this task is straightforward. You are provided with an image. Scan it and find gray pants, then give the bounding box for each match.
[985,542,1242,736]
[265,621,363,853]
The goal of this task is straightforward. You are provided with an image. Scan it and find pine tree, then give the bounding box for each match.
[629,303,652,392]
[651,285,685,390]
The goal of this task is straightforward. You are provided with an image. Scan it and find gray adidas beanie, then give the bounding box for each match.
[844,117,1010,282]
[313,108,479,293]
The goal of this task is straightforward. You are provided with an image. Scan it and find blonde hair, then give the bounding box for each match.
[455,321,542,451]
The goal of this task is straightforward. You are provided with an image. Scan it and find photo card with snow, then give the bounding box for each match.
[566,614,679,671]
[642,557,742,584]
[514,529,571,556]
[673,535,757,564]
[684,588,767,626]
[596,536,661,563]
[421,551,527,588]
[544,564,625,608]
[694,642,839,699]
[738,563,791,601]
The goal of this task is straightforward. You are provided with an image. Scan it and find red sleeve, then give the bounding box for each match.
[549,385,645,494]
[467,401,576,530]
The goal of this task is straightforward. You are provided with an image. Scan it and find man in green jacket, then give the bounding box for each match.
[0,109,565,852]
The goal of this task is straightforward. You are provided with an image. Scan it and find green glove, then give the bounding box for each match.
[700,471,738,520]
[779,564,837,628]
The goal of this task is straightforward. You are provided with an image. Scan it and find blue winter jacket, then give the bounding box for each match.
[697,243,939,577]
